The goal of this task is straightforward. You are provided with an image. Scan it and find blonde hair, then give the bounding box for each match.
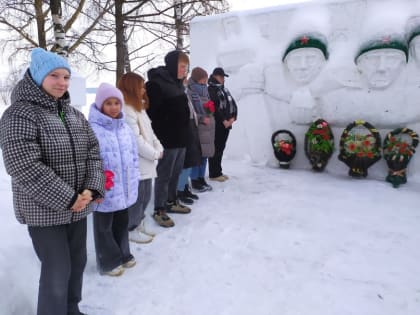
[178,51,190,64]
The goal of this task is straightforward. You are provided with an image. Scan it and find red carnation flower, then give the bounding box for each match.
[104,170,115,191]
[203,100,215,116]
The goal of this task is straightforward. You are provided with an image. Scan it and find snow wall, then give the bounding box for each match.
[68,72,86,109]
[190,0,420,182]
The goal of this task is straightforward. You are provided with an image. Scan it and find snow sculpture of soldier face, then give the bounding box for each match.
[357,49,406,89]
[223,16,241,39]
[406,19,420,67]
[355,35,408,89]
[409,35,420,67]
[283,34,328,85]
[284,47,326,84]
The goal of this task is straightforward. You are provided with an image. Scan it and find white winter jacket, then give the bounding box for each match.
[124,105,163,180]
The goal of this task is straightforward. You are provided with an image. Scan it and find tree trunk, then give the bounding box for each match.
[115,0,126,84]
[174,0,183,50]
[34,0,46,48]
[123,25,131,74]
[50,0,69,56]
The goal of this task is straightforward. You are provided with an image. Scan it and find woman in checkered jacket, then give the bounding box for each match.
[0,48,104,315]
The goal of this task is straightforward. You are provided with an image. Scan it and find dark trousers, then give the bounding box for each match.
[28,218,87,315]
[209,123,230,178]
[154,147,186,209]
[128,179,152,231]
[93,209,133,273]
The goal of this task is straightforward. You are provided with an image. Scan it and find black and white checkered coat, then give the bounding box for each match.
[0,71,105,226]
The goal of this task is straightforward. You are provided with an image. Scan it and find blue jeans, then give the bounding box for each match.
[177,168,191,191]
[191,158,207,180]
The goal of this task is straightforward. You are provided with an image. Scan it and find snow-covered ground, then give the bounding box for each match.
[0,156,419,315]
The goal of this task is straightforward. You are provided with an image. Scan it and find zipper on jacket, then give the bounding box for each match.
[58,99,79,222]
[126,166,130,202]
[58,101,65,123]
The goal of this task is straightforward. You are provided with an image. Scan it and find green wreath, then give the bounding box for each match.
[304,118,335,171]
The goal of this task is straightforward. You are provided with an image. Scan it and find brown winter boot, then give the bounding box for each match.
[166,200,191,214]
[152,209,175,228]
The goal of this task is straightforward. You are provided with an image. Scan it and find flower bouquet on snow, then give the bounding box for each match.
[304,118,335,171]
[383,128,418,188]
[271,129,297,169]
[338,120,381,178]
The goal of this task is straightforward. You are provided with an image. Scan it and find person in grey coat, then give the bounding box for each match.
[187,67,215,192]
[0,48,104,315]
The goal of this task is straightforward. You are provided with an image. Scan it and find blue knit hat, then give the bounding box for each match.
[29,48,71,86]
[94,83,124,110]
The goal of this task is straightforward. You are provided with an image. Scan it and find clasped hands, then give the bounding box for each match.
[71,189,93,212]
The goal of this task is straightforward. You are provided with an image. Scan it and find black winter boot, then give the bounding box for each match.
[177,190,194,205]
[199,177,213,191]
[191,179,207,192]
[184,185,199,200]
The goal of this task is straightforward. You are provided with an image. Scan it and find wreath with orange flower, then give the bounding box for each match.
[338,120,381,178]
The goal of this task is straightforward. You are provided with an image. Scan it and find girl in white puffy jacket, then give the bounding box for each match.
[118,72,163,243]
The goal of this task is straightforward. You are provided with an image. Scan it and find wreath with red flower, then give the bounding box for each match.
[271,130,297,169]
[338,120,381,178]
[304,118,335,171]
[383,128,418,188]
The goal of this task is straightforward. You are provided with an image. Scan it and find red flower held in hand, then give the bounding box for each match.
[104,170,115,191]
[203,100,215,116]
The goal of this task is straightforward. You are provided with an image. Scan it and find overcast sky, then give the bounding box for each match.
[228,0,310,11]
